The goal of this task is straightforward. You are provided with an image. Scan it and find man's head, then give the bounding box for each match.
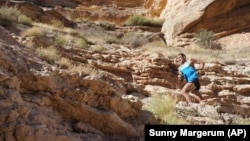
[177,53,186,64]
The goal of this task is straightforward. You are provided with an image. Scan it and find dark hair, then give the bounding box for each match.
[178,53,186,58]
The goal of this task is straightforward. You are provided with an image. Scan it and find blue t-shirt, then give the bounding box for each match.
[179,61,198,82]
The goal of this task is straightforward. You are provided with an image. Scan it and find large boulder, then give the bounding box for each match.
[161,0,250,48]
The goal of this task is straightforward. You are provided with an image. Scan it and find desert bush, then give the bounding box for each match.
[50,20,64,28]
[143,93,189,124]
[55,35,72,47]
[56,57,72,69]
[0,6,32,26]
[125,15,164,27]
[56,35,89,49]
[18,14,32,25]
[75,38,88,49]
[36,46,60,64]
[194,29,221,50]
[21,26,44,37]
[0,6,20,26]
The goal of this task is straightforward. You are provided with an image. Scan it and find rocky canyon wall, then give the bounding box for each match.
[160,0,250,48]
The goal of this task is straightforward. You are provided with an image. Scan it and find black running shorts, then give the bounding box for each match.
[192,79,200,91]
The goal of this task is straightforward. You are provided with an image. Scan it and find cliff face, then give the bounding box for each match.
[1,1,250,141]
[160,0,250,48]
[65,0,166,25]
[26,0,165,25]
[18,0,250,49]
[145,0,167,17]
[78,0,147,7]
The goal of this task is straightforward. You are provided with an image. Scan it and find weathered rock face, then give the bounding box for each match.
[33,0,165,25]
[1,1,250,140]
[145,0,167,17]
[0,26,157,141]
[161,0,250,48]
[14,0,166,24]
[77,0,145,7]
[6,0,79,7]
[6,0,250,49]
[9,2,75,27]
[7,0,145,25]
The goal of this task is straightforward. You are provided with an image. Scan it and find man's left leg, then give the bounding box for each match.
[191,90,202,103]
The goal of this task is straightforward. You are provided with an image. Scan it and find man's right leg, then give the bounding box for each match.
[191,79,202,103]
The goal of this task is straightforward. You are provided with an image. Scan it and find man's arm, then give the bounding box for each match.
[188,58,204,70]
[178,67,184,81]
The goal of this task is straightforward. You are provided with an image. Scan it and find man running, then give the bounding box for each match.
[176,53,204,104]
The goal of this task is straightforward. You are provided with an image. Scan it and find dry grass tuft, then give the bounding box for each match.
[36,46,60,64]
[0,6,32,26]
[92,45,105,53]
[143,93,189,124]
[68,64,100,76]
[21,26,45,37]
[56,57,72,69]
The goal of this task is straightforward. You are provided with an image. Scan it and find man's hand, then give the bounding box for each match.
[197,69,204,75]
[178,74,184,81]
